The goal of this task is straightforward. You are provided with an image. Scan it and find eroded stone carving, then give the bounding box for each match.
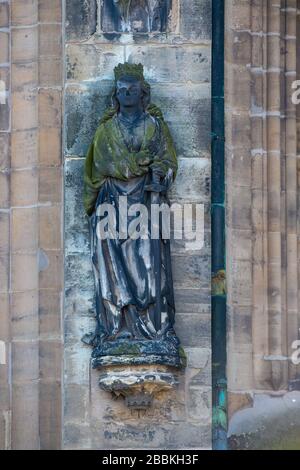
[83,62,185,405]
[101,0,172,33]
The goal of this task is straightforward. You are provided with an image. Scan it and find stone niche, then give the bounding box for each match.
[101,0,173,33]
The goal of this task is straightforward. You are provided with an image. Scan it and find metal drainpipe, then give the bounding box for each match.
[211,0,227,450]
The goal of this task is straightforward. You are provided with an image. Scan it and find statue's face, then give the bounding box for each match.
[116,76,143,109]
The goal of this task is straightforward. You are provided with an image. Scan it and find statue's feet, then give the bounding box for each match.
[116,328,133,340]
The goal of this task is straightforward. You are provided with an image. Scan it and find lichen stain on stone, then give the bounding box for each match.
[212,269,226,296]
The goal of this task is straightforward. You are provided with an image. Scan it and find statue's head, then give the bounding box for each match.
[112,62,150,111]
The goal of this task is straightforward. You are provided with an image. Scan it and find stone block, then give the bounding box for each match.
[175,313,210,348]
[172,253,210,289]
[39,250,62,290]
[0,294,9,342]
[39,340,62,381]
[64,343,91,385]
[225,0,251,31]
[0,102,9,131]
[0,212,9,255]
[227,350,253,391]
[66,43,125,82]
[125,44,210,83]
[151,83,211,159]
[11,253,38,292]
[180,0,211,41]
[0,171,9,208]
[11,290,39,340]
[64,252,94,317]
[11,0,38,26]
[12,340,39,383]
[39,205,62,250]
[39,0,61,23]
[0,3,9,28]
[11,168,38,206]
[65,0,97,41]
[11,130,38,169]
[169,157,210,202]
[228,184,251,230]
[64,158,90,255]
[187,386,211,423]
[11,207,38,253]
[39,24,62,58]
[227,306,252,352]
[65,82,112,156]
[0,32,9,64]
[0,134,10,170]
[38,167,62,204]
[11,27,38,63]
[39,290,61,338]
[228,259,252,307]
[0,67,9,92]
[64,422,91,449]
[12,91,38,131]
[11,62,38,91]
[174,288,210,314]
[39,57,62,87]
[0,255,9,294]
[64,384,89,424]
[11,382,39,450]
[39,380,62,450]
[39,128,61,166]
[38,89,62,129]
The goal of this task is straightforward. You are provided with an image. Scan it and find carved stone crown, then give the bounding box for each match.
[114,62,145,82]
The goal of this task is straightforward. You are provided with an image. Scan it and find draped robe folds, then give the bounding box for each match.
[83,105,179,344]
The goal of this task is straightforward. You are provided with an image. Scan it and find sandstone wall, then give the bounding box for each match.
[0,0,63,450]
[225,0,300,447]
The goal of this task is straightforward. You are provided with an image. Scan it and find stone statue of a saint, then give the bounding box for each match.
[83,63,185,374]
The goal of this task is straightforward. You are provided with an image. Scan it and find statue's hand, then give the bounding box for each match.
[135,150,153,167]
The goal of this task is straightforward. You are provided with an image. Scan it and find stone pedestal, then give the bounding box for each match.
[98,364,180,409]
[91,338,186,408]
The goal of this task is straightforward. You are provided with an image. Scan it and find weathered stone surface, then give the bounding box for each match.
[39,381,62,450]
[180,0,211,42]
[65,82,211,158]
[0,3,9,29]
[174,288,210,314]
[175,313,210,348]
[39,0,61,23]
[65,0,97,41]
[126,45,210,83]
[64,423,91,449]
[11,382,39,450]
[151,84,211,158]
[65,82,112,156]
[172,253,210,289]
[92,419,211,449]
[101,0,173,34]
[64,158,90,255]
[0,134,10,170]
[66,44,124,82]
[12,295,31,346]
[169,157,210,202]
[187,386,211,423]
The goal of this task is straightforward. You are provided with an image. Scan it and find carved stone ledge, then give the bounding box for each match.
[97,364,180,408]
